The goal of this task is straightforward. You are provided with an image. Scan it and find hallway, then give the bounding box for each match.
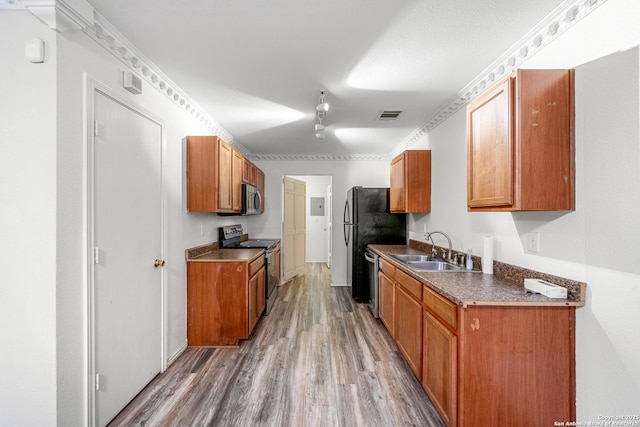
[109,263,445,426]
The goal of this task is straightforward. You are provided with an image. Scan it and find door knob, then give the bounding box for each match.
[154,259,166,267]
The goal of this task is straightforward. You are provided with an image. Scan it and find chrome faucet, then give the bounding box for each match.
[425,230,452,261]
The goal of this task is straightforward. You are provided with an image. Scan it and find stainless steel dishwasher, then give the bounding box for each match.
[364,248,379,318]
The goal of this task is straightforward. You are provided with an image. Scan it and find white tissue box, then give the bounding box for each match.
[524,278,567,299]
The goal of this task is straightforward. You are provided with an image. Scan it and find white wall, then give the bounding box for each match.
[1,10,254,426]
[407,0,640,418]
[55,24,257,426]
[249,160,392,286]
[0,12,58,427]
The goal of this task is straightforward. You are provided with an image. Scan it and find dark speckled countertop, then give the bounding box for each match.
[185,242,264,262]
[368,244,585,308]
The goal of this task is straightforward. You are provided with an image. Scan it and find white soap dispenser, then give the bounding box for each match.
[466,249,473,270]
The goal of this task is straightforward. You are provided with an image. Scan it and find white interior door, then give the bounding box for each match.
[92,90,163,427]
[293,180,306,276]
[283,176,306,280]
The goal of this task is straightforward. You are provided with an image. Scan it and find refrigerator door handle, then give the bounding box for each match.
[344,223,350,246]
[343,199,350,224]
[343,199,351,245]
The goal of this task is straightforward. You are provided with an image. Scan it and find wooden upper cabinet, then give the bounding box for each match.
[185,136,243,213]
[390,150,431,213]
[217,140,233,211]
[243,158,258,186]
[467,69,575,211]
[232,150,244,212]
[185,135,241,214]
[256,169,265,213]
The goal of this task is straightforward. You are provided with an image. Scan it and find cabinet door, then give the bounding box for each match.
[467,76,514,208]
[242,159,251,183]
[248,271,256,333]
[256,169,265,213]
[187,261,247,346]
[217,139,234,211]
[248,267,264,334]
[395,284,423,377]
[256,265,266,319]
[390,153,405,212]
[390,151,431,213]
[379,271,395,337]
[423,310,457,427]
[243,159,257,186]
[186,136,218,212]
[232,150,244,212]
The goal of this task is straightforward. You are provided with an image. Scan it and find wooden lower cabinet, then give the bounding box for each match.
[394,268,423,378]
[378,269,395,337]
[395,284,422,377]
[378,258,396,336]
[423,309,457,427]
[187,255,265,347]
[458,305,575,426]
[378,259,576,427]
[248,265,266,333]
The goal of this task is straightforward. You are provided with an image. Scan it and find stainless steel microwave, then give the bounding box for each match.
[242,183,262,215]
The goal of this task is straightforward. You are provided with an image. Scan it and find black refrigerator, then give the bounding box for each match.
[344,187,406,302]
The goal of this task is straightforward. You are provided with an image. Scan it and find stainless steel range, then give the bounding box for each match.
[219,225,280,315]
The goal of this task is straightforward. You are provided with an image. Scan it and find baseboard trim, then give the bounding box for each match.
[167,340,188,366]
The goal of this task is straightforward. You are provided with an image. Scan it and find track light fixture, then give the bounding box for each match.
[315,90,328,141]
[316,90,329,112]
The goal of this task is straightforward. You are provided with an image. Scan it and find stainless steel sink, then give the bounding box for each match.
[406,261,463,271]
[390,254,435,262]
[390,253,481,273]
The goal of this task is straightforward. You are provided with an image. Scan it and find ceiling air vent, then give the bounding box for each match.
[376,109,404,121]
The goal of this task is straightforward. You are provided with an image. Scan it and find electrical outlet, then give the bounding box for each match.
[526,232,540,253]
[423,223,427,233]
[200,224,206,236]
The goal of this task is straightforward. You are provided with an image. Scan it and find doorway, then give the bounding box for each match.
[282,175,332,278]
[87,79,166,426]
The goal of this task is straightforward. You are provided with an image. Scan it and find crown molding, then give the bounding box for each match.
[81,13,251,157]
[6,0,607,161]
[394,0,608,156]
[20,0,94,32]
[249,153,392,162]
[3,0,250,157]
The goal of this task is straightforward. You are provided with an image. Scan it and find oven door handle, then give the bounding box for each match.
[365,251,376,264]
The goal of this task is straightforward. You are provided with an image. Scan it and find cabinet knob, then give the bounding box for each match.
[154,259,166,268]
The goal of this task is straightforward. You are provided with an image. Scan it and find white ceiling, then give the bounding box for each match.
[42,0,580,156]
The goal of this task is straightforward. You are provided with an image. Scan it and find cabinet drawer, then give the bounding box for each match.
[423,285,457,330]
[249,255,265,277]
[379,258,395,278]
[395,268,421,301]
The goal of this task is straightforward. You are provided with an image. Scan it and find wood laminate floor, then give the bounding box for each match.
[109,263,445,427]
